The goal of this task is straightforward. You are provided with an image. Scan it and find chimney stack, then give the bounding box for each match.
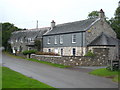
[99,9,105,18]
[36,20,38,29]
[51,20,55,30]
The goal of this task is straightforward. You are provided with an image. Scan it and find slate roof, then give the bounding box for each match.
[44,18,100,36]
[88,32,120,46]
[11,27,49,40]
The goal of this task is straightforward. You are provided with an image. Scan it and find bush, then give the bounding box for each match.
[84,50,95,56]
[36,52,59,56]
[22,50,37,55]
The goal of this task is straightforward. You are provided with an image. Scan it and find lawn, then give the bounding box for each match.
[0,66,2,89]
[27,58,70,68]
[3,51,70,68]
[2,67,55,88]
[89,68,120,83]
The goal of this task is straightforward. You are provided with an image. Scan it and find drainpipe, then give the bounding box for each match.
[81,32,83,56]
[41,37,43,52]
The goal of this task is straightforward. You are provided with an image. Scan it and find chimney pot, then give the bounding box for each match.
[51,20,55,30]
[99,9,105,18]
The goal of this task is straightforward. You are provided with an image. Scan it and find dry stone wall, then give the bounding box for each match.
[31,48,109,66]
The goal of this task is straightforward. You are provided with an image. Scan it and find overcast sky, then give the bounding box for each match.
[0,0,119,29]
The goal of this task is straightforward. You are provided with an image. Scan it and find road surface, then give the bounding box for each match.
[2,53,118,88]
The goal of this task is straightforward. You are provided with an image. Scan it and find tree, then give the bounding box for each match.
[88,11,99,19]
[34,40,41,51]
[109,3,120,39]
[2,22,21,51]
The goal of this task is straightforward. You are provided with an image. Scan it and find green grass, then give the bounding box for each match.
[89,68,120,83]
[27,58,70,68]
[3,51,70,68]
[0,66,2,89]
[2,67,55,88]
[3,51,25,59]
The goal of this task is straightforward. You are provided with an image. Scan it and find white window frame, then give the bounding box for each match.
[60,35,63,44]
[20,39,23,43]
[54,36,57,44]
[16,39,18,42]
[72,34,76,43]
[11,40,13,44]
[47,37,51,44]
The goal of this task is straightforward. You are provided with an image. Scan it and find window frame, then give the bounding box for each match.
[60,35,63,44]
[72,34,76,43]
[47,37,51,44]
[54,36,57,44]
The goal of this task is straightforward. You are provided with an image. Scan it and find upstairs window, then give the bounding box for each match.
[60,35,63,44]
[20,39,23,43]
[54,36,57,44]
[72,34,76,43]
[47,37,51,44]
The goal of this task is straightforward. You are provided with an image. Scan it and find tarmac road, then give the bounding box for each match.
[2,53,118,88]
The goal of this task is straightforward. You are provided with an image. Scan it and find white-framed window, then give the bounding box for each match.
[54,36,57,44]
[16,39,18,42]
[47,37,51,44]
[11,40,13,44]
[31,38,34,42]
[72,34,76,43]
[60,35,63,44]
[20,39,23,43]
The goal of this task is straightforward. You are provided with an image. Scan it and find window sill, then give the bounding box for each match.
[72,42,76,43]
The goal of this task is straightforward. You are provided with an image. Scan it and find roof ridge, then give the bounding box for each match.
[56,18,97,26]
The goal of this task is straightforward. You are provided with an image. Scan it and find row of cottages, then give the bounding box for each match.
[9,27,49,53]
[9,9,120,60]
[43,9,120,60]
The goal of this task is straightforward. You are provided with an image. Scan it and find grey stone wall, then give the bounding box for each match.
[86,19,116,45]
[31,48,109,66]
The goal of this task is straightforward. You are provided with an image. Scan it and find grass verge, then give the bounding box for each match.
[2,67,55,88]
[89,68,120,83]
[0,66,2,89]
[3,51,25,59]
[3,51,70,68]
[27,58,70,68]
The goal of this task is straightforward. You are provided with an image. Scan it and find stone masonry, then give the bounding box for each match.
[31,48,109,66]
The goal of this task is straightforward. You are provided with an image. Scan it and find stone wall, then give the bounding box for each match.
[43,47,86,56]
[31,48,109,66]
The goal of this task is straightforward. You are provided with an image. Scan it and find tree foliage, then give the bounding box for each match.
[34,40,41,51]
[88,11,99,19]
[109,4,120,39]
[2,22,21,51]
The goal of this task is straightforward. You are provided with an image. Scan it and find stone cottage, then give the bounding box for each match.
[9,27,49,53]
[43,9,120,60]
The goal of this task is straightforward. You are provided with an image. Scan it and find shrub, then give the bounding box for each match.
[22,50,37,55]
[84,50,95,56]
[36,52,59,56]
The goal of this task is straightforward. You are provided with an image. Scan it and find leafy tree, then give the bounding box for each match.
[34,40,41,51]
[88,11,99,19]
[2,22,21,51]
[109,3,120,39]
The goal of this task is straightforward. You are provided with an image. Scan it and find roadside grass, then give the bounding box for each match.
[2,67,55,88]
[3,51,25,59]
[27,58,70,68]
[3,51,70,68]
[89,68,120,83]
[0,66,2,89]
